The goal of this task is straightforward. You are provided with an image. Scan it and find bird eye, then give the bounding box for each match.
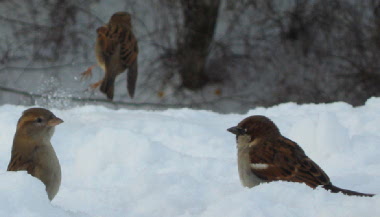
[36,117,43,123]
[237,127,247,135]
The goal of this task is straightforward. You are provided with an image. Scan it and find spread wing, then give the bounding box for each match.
[249,137,330,188]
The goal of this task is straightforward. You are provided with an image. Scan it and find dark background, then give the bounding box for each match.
[0,0,379,113]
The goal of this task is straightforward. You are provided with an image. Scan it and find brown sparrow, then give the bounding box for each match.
[7,108,63,200]
[82,12,138,100]
[227,115,375,197]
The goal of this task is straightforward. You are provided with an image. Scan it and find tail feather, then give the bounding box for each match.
[127,60,138,98]
[100,74,116,100]
[323,184,375,197]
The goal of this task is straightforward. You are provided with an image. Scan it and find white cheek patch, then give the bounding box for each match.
[251,163,269,170]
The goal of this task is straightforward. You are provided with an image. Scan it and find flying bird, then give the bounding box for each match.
[227,115,375,197]
[7,108,63,200]
[82,12,138,100]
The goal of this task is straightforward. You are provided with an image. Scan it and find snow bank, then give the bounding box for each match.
[0,172,89,217]
[0,98,379,217]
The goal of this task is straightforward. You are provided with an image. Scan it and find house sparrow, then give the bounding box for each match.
[227,115,375,197]
[82,11,138,100]
[7,108,63,201]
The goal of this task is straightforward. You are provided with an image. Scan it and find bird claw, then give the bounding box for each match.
[80,66,95,81]
[89,80,102,90]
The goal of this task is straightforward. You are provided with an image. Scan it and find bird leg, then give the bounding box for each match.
[80,64,103,90]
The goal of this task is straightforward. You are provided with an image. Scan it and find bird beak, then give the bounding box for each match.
[47,117,64,127]
[227,126,246,135]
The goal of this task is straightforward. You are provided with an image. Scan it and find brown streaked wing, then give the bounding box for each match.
[248,140,295,180]
[96,26,109,53]
[7,152,36,175]
[99,25,120,58]
[279,137,331,187]
[249,137,330,187]
[120,30,138,67]
[290,156,331,187]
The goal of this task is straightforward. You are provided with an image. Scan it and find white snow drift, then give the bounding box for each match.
[0,98,379,217]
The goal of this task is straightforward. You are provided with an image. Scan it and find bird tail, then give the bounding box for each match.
[100,73,116,100]
[323,184,374,197]
[127,60,138,98]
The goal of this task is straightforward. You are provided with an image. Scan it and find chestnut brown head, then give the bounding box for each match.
[109,12,132,26]
[227,115,281,142]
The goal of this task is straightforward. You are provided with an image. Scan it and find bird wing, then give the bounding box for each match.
[7,151,36,175]
[96,25,115,54]
[98,24,138,69]
[96,24,138,99]
[96,25,123,99]
[96,25,121,73]
[249,137,330,188]
[120,29,138,67]
[120,29,138,98]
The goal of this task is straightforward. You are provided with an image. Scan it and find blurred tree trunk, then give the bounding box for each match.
[177,0,220,90]
[47,0,78,60]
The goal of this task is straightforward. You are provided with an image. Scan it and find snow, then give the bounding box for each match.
[0,98,379,217]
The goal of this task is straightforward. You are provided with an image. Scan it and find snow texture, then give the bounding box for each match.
[0,98,379,217]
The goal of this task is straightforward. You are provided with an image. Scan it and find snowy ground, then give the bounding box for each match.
[0,98,379,217]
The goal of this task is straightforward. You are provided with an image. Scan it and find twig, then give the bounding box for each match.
[0,85,262,111]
